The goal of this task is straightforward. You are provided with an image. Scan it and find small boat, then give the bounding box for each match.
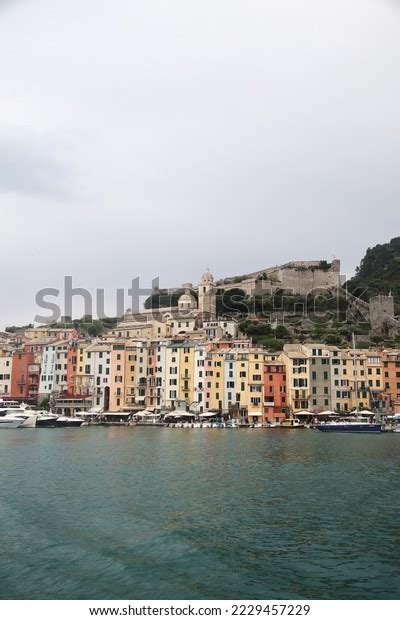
[280,418,305,429]
[225,420,239,428]
[55,416,85,428]
[0,416,24,429]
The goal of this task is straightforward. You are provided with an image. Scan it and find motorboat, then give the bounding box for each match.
[55,416,85,427]
[36,413,59,428]
[315,420,382,433]
[1,407,39,428]
[0,416,24,429]
[280,418,305,428]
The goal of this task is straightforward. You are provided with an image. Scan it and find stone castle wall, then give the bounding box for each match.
[221,260,341,296]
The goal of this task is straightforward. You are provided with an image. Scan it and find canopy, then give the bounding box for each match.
[248,412,263,417]
[164,412,196,419]
[138,410,160,417]
[198,412,217,418]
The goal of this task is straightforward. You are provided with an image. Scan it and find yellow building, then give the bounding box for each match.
[279,346,310,412]
[124,341,148,410]
[247,349,265,423]
[234,350,249,419]
[74,341,92,396]
[109,343,126,411]
[178,344,195,405]
[342,348,369,411]
[365,351,384,410]
[208,349,225,411]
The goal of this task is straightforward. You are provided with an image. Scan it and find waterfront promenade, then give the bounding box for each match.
[1,428,399,600]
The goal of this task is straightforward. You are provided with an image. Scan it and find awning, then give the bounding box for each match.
[101,411,132,417]
[88,406,103,414]
[249,412,263,417]
[199,412,217,418]
[164,412,196,419]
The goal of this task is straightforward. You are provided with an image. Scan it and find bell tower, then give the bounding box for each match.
[198,270,217,319]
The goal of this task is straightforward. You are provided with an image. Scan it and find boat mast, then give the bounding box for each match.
[352,332,359,415]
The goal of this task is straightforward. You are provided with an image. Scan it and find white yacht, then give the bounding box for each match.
[0,403,39,428]
[3,409,39,428]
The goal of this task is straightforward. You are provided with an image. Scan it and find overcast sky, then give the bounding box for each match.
[0,0,399,327]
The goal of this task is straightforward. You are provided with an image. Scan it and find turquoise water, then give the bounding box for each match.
[0,428,399,600]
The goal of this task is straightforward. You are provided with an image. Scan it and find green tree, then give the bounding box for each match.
[275,324,289,339]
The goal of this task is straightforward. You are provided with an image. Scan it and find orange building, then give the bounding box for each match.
[382,350,400,413]
[263,362,287,423]
[10,342,44,403]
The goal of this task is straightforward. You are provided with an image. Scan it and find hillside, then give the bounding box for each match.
[347,237,400,313]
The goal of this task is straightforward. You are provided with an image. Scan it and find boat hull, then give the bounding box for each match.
[36,416,58,428]
[18,415,38,428]
[55,418,84,428]
[0,418,24,429]
[316,423,382,433]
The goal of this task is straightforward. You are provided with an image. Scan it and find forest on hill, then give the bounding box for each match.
[347,237,400,313]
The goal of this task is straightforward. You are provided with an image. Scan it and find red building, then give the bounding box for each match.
[263,362,287,423]
[10,342,45,403]
[66,343,78,396]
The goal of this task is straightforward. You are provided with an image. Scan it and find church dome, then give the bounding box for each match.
[178,290,197,312]
[200,270,214,285]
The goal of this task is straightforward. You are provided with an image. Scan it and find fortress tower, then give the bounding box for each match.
[370,293,398,338]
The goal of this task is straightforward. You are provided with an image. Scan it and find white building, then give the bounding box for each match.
[203,319,239,341]
[86,343,112,409]
[38,343,57,399]
[224,351,236,414]
[54,341,69,394]
[193,344,206,412]
[0,354,12,397]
